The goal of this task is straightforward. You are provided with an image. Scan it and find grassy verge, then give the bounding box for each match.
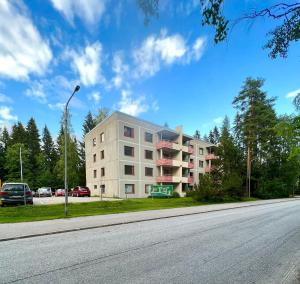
[0,197,258,224]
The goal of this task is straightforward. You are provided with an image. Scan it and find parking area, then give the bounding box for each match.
[33,196,117,205]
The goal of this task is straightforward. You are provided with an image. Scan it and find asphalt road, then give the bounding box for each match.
[1,200,300,284]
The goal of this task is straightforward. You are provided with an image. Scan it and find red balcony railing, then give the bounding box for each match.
[205,154,218,160]
[156,176,173,183]
[188,162,194,169]
[156,159,173,166]
[156,141,174,150]
[188,177,194,184]
[188,146,194,154]
[204,166,216,173]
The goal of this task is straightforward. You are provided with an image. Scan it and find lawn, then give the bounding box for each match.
[0,197,258,223]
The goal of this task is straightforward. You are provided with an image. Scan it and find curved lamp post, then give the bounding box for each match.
[64,85,80,217]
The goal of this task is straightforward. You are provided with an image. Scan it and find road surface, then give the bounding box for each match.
[1,199,300,283]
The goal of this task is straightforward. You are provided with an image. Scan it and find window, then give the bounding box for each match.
[145,150,153,160]
[125,184,135,194]
[101,150,104,159]
[199,160,204,168]
[145,167,153,176]
[93,170,97,178]
[100,132,105,143]
[101,167,105,177]
[145,184,152,194]
[100,184,105,194]
[199,147,204,155]
[125,165,134,175]
[124,146,134,157]
[94,185,97,189]
[145,132,153,143]
[93,154,96,162]
[92,138,96,146]
[124,126,134,138]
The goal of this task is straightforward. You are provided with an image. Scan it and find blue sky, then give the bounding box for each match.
[0,0,299,139]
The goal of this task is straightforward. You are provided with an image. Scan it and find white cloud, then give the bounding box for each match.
[112,52,129,88]
[66,42,104,86]
[0,106,17,121]
[25,81,47,103]
[0,0,52,80]
[286,88,300,99]
[48,102,65,111]
[118,90,149,117]
[88,91,101,104]
[133,29,206,78]
[0,93,12,103]
[50,0,106,26]
[213,116,223,125]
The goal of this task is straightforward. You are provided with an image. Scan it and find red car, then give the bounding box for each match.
[72,186,91,197]
[55,189,65,197]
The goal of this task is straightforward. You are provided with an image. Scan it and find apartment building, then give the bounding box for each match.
[85,111,216,198]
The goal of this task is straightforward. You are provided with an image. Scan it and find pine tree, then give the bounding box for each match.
[83,111,96,135]
[10,122,26,145]
[233,77,277,197]
[95,108,109,125]
[212,126,220,144]
[26,118,41,187]
[0,127,9,182]
[5,143,30,183]
[194,130,201,139]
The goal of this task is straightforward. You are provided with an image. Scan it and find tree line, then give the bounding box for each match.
[191,77,300,201]
[0,109,109,189]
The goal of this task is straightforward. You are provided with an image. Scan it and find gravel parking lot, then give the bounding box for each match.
[33,196,117,205]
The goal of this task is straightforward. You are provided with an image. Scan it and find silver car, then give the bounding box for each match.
[37,187,52,197]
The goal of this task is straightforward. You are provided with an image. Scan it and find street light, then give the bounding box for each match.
[64,85,80,217]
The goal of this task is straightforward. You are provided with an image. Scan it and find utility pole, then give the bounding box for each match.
[20,146,26,205]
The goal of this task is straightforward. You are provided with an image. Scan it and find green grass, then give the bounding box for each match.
[0,197,259,224]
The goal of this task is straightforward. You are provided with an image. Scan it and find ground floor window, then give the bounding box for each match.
[125,184,135,194]
[100,184,105,194]
[94,185,97,190]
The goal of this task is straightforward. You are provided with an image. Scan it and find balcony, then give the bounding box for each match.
[188,162,194,169]
[204,166,216,173]
[205,154,218,160]
[156,159,181,167]
[188,177,194,184]
[188,146,194,154]
[156,141,180,151]
[156,176,181,183]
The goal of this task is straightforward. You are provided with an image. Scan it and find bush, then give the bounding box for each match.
[192,175,224,202]
[256,179,290,199]
[171,191,181,198]
[222,173,244,199]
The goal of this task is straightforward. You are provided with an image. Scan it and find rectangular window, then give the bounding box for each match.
[93,154,96,162]
[145,167,153,177]
[124,126,134,138]
[124,165,134,175]
[100,185,105,194]
[93,170,97,178]
[124,146,134,157]
[94,185,97,189]
[100,132,104,143]
[101,167,105,177]
[145,184,152,194]
[101,150,104,159]
[145,150,153,160]
[92,138,96,147]
[199,148,204,155]
[199,160,204,168]
[145,132,153,143]
[125,184,135,194]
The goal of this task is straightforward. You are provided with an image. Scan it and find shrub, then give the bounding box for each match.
[171,191,181,198]
[256,179,290,199]
[222,173,244,199]
[192,175,224,202]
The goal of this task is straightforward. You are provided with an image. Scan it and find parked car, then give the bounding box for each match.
[0,183,33,206]
[37,187,52,197]
[55,189,65,197]
[72,186,91,197]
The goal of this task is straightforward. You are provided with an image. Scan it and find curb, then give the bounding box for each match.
[0,198,298,243]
